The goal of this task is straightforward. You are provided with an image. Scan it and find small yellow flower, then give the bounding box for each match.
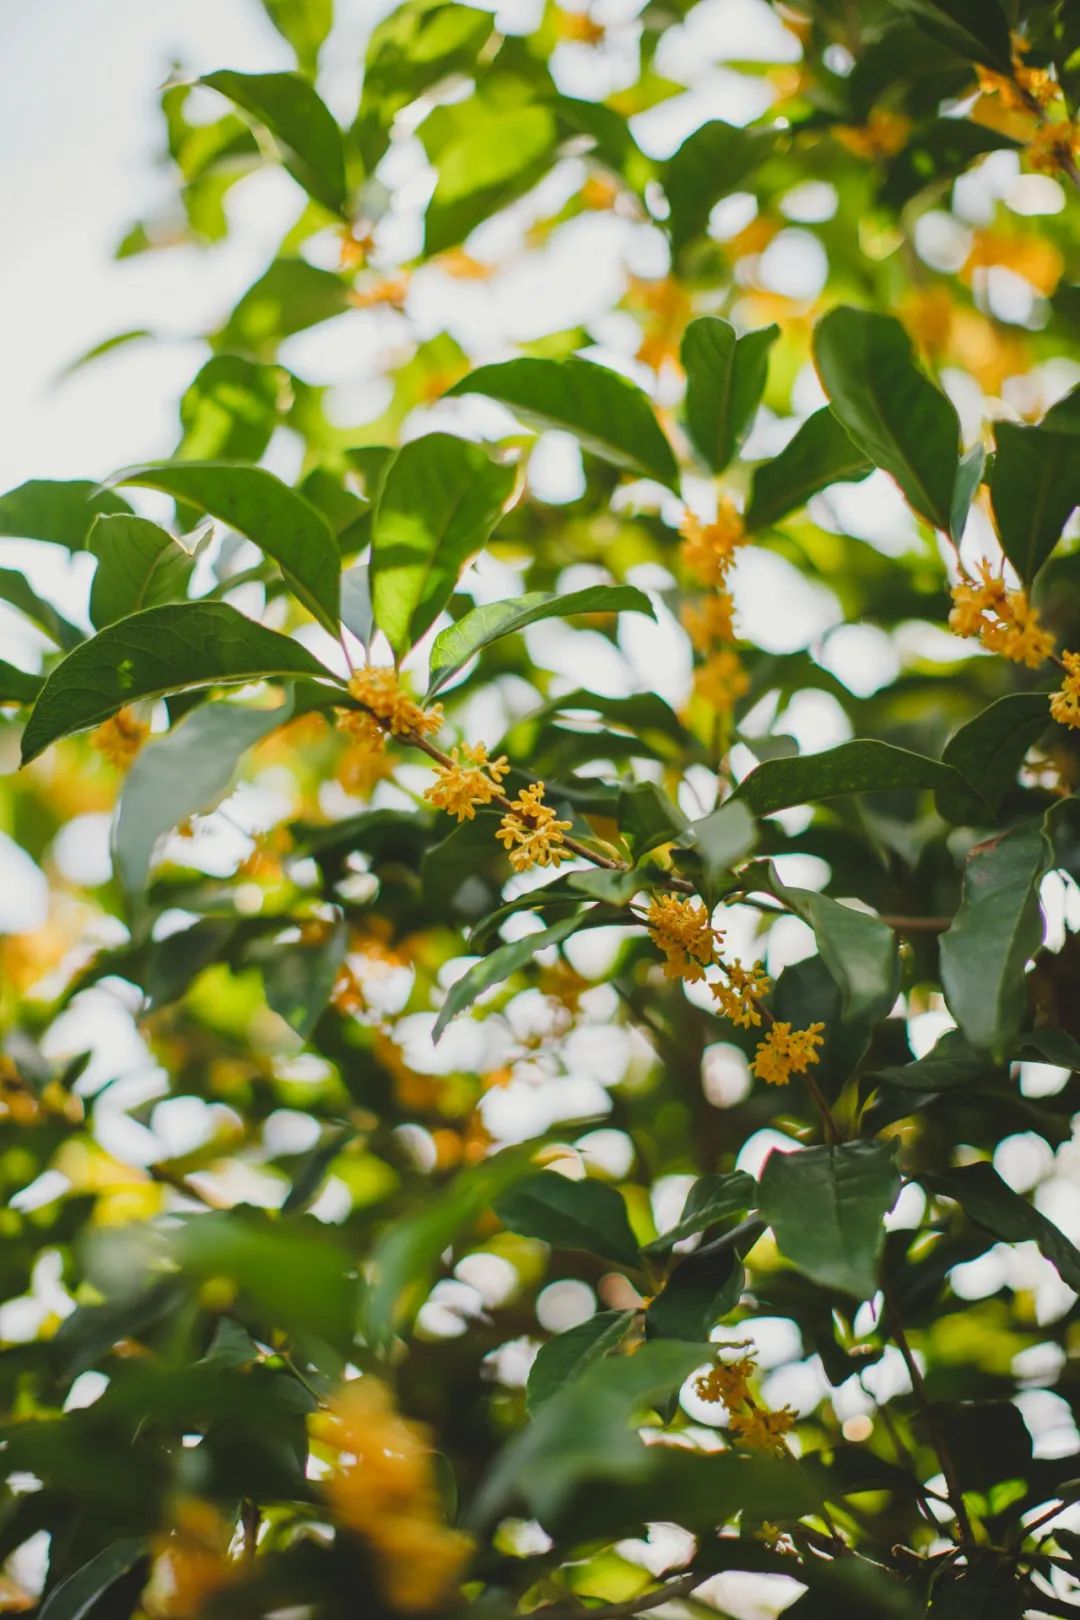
[949,564,1054,668]
[681,592,736,652]
[901,286,955,358]
[1051,650,1080,730]
[346,667,444,740]
[91,706,149,768]
[729,1403,797,1453]
[833,108,911,160]
[438,248,495,280]
[146,1500,237,1620]
[752,1020,826,1086]
[963,229,1063,297]
[694,1348,757,1410]
[339,224,375,270]
[1026,120,1080,175]
[694,648,750,714]
[0,1059,42,1127]
[976,62,1058,114]
[349,273,410,311]
[646,894,721,984]
[580,175,619,211]
[555,6,606,44]
[496,782,572,871]
[424,742,510,822]
[680,503,748,587]
[710,960,771,1028]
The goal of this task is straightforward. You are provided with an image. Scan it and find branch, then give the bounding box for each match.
[531,1571,703,1618]
[884,1291,975,1546]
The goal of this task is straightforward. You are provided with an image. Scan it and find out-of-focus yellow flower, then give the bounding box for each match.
[346,668,444,740]
[314,1378,473,1614]
[710,960,770,1028]
[1051,651,1080,730]
[901,286,956,358]
[834,109,911,160]
[976,36,1060,114]
[629,275,693,373]
[145,1499,238,1619]
[752,1020,825,1086]
[963,229,1063,296]
[694,648,750,714]
[339,224,376,270]
[724,216,778,261]
[424,742,510,822]
[1026,120,1080,175]
[496,782,572,871]
[729,1403,797,1452]
[349,273,410,311]
[647,894,720,984]
[438,247,495,280]
[682,593,736,652]
[950,309,1029,395]
[555,7,606,45]
[680,503,748,587]
[92,706,149,768]
[580,175,619,211]
[0,1059,41,1126]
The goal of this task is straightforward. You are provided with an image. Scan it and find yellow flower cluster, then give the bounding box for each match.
[92,706,150,768]
[833,108,912,160]
[711,960,771,1028]
[693,1345,796,1453]
[730,1404,798,1453]
[694,1346,757,1410]
[1051,651,1080,730]
[146,1499,237,1620]
[646,894,721,984]
[346,667,444,739]
[682,593,735,652]
[679,503,748,588]
[496,782,572,871]
[948,562,1055,668]
[349,273,410,311]
[976,38,1059,114]
[1026,120,1080,175]
[424,743,510,822]
[752,1021,826,1086]
[695,647,751,715]
[315,1379,473,1615]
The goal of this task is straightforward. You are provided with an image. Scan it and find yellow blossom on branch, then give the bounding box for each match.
[555,6,605,44]
[92,706,150,768]
[711,960,771,1028]
[694,1347,757,1410]
[1026,119,1080,175]
[752,1020,826,1086]
[695,648,750,714]
[1051,651,1080,730]
[834,108,912,160]
[146,1499,238,1620]
[681,592,736,651]
[424,742,510,822]
[496,782,572,871]
[730,1404,797,1453]
[646,894,721,983]
[680,503,748,587]
[349,273,410,311]
[949,563,1054,668]
[346,667,444,739]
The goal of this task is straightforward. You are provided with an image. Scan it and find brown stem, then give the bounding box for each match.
[805,1071,842,1145]
[884,1292,974,1546]
[532,1571,703,1618]
[240,1500,260,1565]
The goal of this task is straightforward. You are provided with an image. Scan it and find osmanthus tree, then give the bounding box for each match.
[3,0,1080,1614]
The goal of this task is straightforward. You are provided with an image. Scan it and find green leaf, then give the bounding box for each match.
[745,407,873,532]
[217,258,350,357]
[939,818,1054,1057]
[0,660,42,706]
[734,739,971,817]
[990,419,1080,585]
[370,434,516,657]
[759,1141,901,1299]
[340,563,374,647]
[618,780,689,857]
[527,1310,636,1413]
[38,1539,147,1620]
[432,911,588,1042]
[866,1029,991,1093]
[643,1172,757,1254]
[114,694,297,892]
[427,585,655,696]
[448,356,678,485]
[495,1172,641,1267]
[0,478,131,548]
[937,693,1052,824]
[259,916,348,1037]
[356,1,496,171]
[664,120,774,253]
[0,568,83,650]
[178,355,286,461]
[677,799,757,889]
[645,1246,744,1340]
[923,1162,1080,1292]
[752,866,900,1025]
[950,440,986,542]
[366,1147,535,1344]
[87,515,196,628]
[681,317,779,475]
[424,101,557,253]
[20,603,337,764]
[260,0,333,73]
[813,306,961,534]
[201,70,347,215]
[886,0,1013,71]
[118,461,341,632]
[883,122,1020,209]
[281,1124,358,1216]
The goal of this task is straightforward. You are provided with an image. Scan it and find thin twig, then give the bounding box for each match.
[884,1291,975,1546]
[532,1570,703,1618]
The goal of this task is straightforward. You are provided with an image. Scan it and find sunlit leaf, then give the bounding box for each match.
[201,69,347,215]
[681,317,778,475]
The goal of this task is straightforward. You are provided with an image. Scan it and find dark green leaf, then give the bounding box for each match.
[886,0,1013,71]
[0,568,83,650]
[937,693,1052,824]
[0,478,131,548]
[87,514,196,627]
[281,1125,358,1216]
[664,120,774,253]
[646,1247,744,1340]
[432,911,588,1041]
[677,799,757,889]
[991,419,1080,585]
[939,817,1054,1056]
[370,434,516,656]
[38,1539,147,1620]
[644,1172,758,1254]
[813,306,961,533]
[201,70,347,215]
[745,407,873,532]
[923,1162,1080,1292]
[883,121,1020,208]
[259,915,347,1037]
[759,1141,901,1299]
[118,461,340,631]
[340,563,374,646]
[20,603,337,764]
[755,867,900,1025]
[448,356,678,485]
[618,780,689,857]
[950,441,986,542]
[867,1029,991,1092]
[527,1310,636,1412]
[427,585,655,696]
[495,1172,641,1267]
[681,317,778,475]
[734,739,971,817]
[0,660,42,705]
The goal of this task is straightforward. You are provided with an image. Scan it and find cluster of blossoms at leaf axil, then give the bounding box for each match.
[680,501,751,719]
[91,704,150,768]
[645,895,824,1084]
[694,1344,797,1455]
[948,562,1080,730]
[311,1378,473,1615]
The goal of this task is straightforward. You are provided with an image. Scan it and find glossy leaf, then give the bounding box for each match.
[646,1246,744,1340]
[939,818,1054,1056]
[990,416,1080,585]
[813,306,961,533]
[340,563,374,647]
[755,867,900,1025]
[37,1539,147,1620]
[260,0,333,73]
[201,69,347,215]
[0,660,42,705]
[924,1162,1080,1292]
[0,478,131,548]
[888,0,1013,70]
[118,461,341,631]
[745,407,874,532]
[217,258,350,356]
[527,1310,636,1412]
[734,739,970,817]
[495,1172,641,1268]
[448,356,678,485]
[427,584,655,696]
[681,317,778,475]
[356,1,496,171]
[425,102,557,253]
[643,1172,757,1255]
[432,911,588,1042]
[178,355,285,461]
[759,1141,901,1299]
[0,568,83,650]
[664,120,774,253]
[20,603,337,763]
[370,434,516,656]
[677,800,757,889]
[259,916,348,1038]
[87,514,196,627]
[937,693,1052,824]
